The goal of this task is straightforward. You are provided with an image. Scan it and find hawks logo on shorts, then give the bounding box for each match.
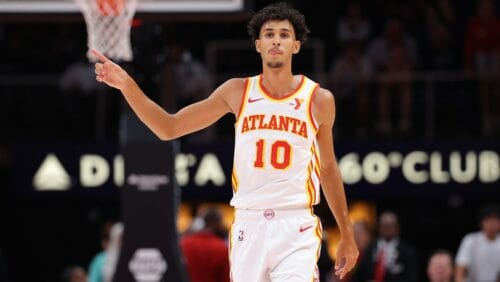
[230,74,321,210]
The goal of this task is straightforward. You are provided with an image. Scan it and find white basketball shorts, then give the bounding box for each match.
[229,208,322,282]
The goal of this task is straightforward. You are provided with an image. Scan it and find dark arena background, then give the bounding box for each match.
[0,0,499,281]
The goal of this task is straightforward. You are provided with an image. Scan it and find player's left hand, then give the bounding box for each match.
[335,236,359,279]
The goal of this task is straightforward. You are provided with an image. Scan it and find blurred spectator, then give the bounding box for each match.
[421,9,455,70]
[59,56,108,141]
[427,0,459,67]
[60,265,87,282]
[60,58,105,95]
[333,221,373,282]
[87,221,114,282]
[464,0,500,136]
[367,0,403,24]
[330,41,372,137]
[365,20,417,136]
[180,207,230,282]
[436,0,456,25]
[102,222,123,282]
[49,25,84,72]
[160,42,211,107]
[351,211,418,282]
[183,206,206,236]
[353,221,373,263]
[454,204,500,282]
[159,42,215,143]
[336,2,371,46]
[427,249,453,282]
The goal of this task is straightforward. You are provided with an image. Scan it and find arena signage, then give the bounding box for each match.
[128,248,167,282]
[12,142,499,201]
[338,150,499,185]
[30,152,226,191]
[30,149,498,192]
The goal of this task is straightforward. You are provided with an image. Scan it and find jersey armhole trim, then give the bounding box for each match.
[235,78,250,125]
[307,84,320,134]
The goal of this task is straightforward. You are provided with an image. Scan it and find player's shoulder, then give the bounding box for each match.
[312,86,335,109]
[210,77,247,101]
[212,77,249,114]
[311,86,336,125]
[314,86,334,99]
[219,77,248,93]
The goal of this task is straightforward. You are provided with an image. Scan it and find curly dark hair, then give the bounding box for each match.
[247,2,310,43]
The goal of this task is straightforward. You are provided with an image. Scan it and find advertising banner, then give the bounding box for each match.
[112,141,188,282]
[11,139,499,201]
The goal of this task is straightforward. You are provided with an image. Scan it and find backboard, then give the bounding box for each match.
[0,0,245,13]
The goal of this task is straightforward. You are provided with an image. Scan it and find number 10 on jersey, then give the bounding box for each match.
[254,139,292,170]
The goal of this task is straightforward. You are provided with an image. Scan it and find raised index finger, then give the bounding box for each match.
[90,49,110,63]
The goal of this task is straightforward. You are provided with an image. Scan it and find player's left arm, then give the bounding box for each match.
[313,87,359,279]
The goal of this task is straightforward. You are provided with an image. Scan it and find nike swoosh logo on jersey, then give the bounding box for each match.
[248,97,264,103]
[299,225,314,232]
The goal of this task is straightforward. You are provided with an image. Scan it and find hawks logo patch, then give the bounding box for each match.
[289,98,304,110]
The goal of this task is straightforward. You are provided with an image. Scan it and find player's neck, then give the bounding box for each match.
[260,68,299,99]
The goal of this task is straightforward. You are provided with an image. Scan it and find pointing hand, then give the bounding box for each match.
[91,49,130,90]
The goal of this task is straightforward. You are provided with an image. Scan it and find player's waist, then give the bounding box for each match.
[234,207,313,220]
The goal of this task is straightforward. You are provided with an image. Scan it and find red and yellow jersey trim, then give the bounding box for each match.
[235,78,250,125]
[309,215,323,282]
[314,217,323,257]
[257,74,306,102]
[305,142,321,207]
[231,168,239,193]
[306,84,320,134]
[311,142,321,181]
[305,161,315,207]
[228,210,235,281]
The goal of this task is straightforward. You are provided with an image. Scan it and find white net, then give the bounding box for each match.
[75,0,138,62]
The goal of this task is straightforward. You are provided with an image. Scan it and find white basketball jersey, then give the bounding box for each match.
[230,74,321,209]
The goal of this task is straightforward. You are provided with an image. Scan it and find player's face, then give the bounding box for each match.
[255,20,301,69]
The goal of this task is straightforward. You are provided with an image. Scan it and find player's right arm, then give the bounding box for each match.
[92,50,242,140]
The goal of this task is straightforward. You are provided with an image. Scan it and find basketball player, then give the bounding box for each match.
[93,2,358,281]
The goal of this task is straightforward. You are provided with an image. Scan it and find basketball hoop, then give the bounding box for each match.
[75,0,138,62]
[97,0,126,16]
